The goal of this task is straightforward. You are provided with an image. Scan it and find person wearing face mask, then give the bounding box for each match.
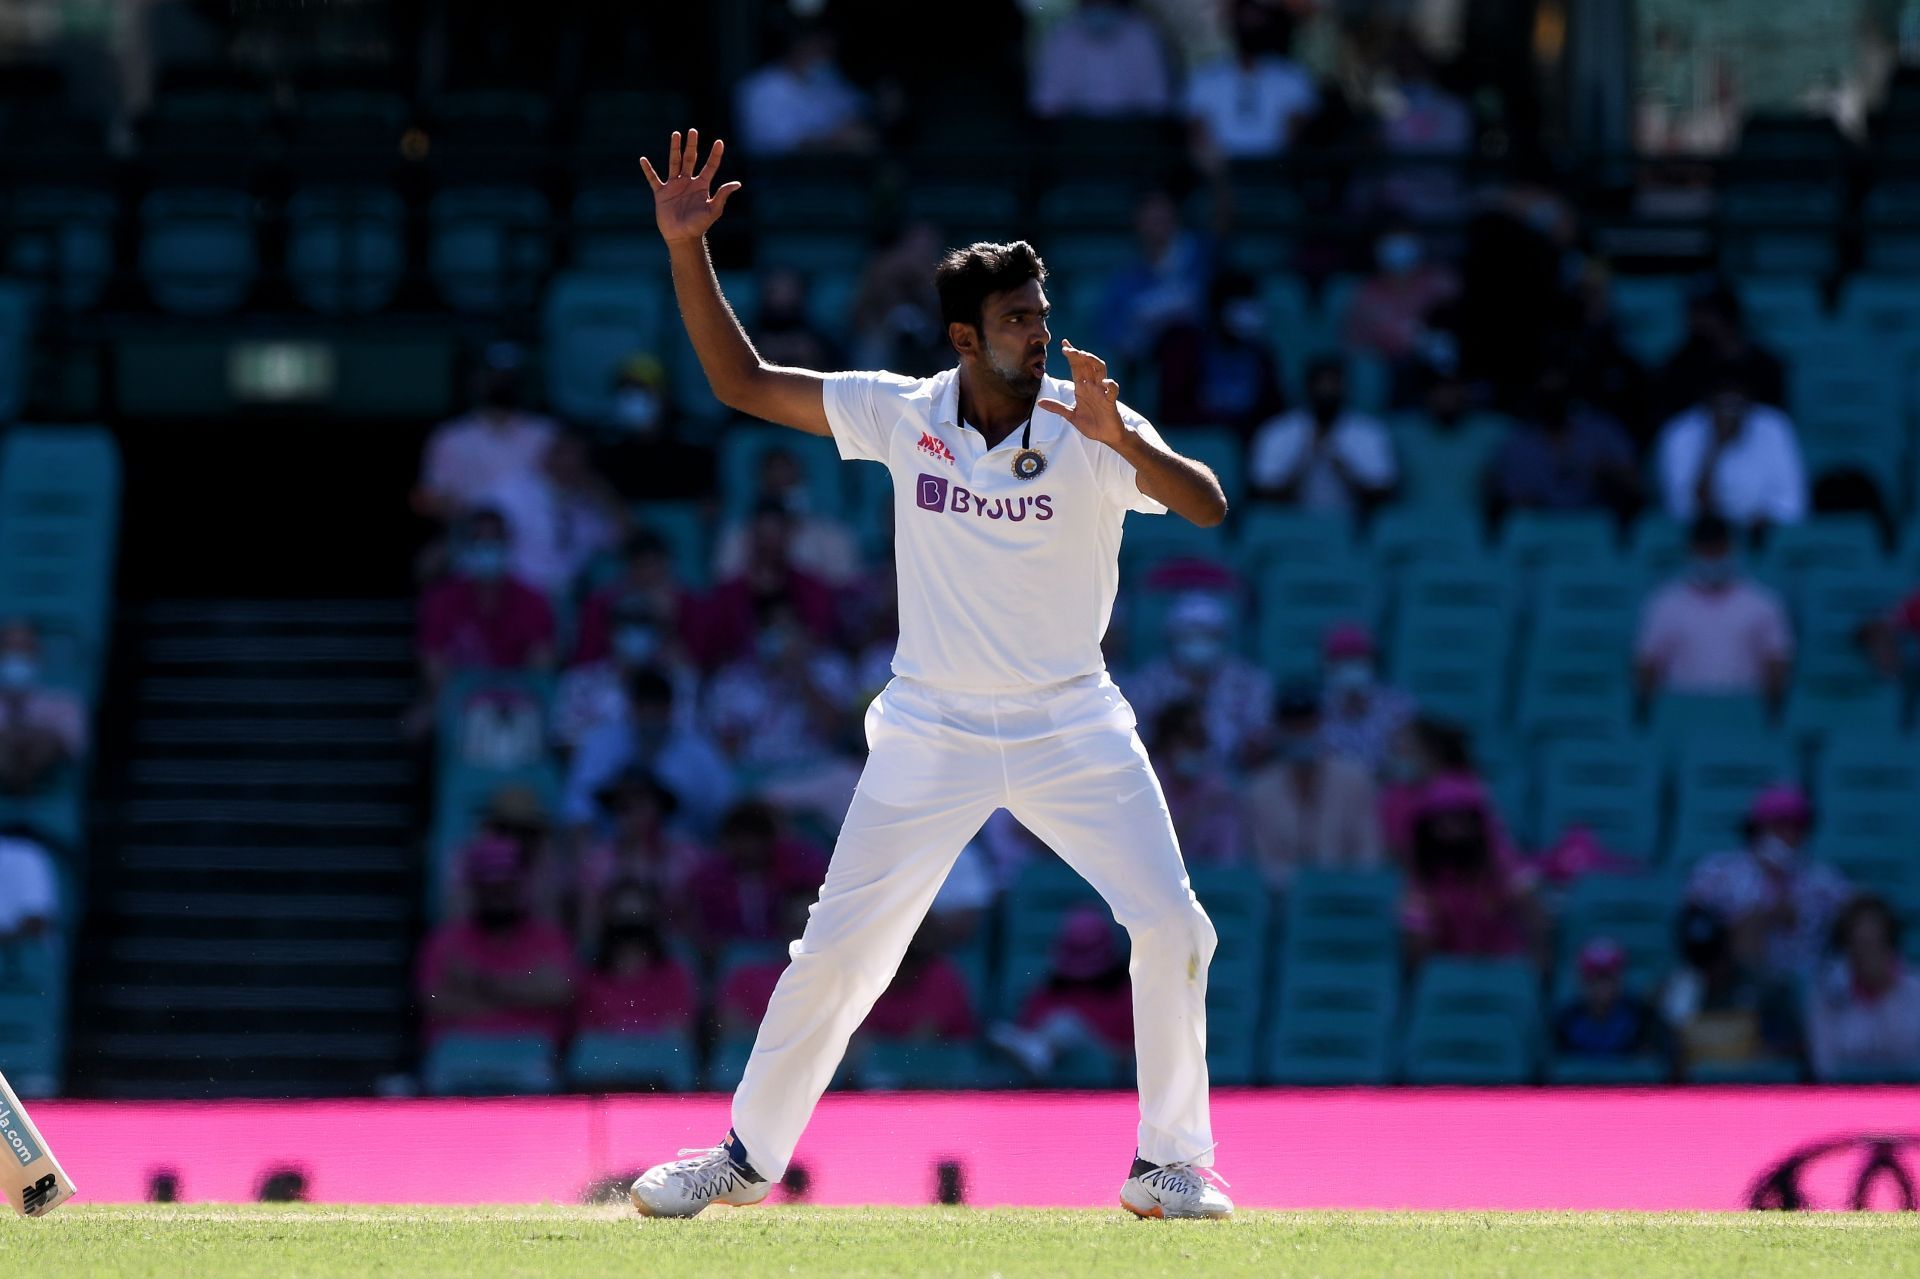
[1400,778,1545,966]
[1315,623,1414,773]
[1653,280,1787,427]
[713,447,863,588]
[1635,515,1793,706]
[1806,895,1920,1081]
[1182,2,1318,175]
[1122,592,1271,768]
[685,802,830,958]
[1249,356,1397,518]
[592,354,723,501]
[698,500,842,670]
[1029,0,1175,120]
[413,341,560,523]
[417,508,556,691]
[703,602,859,775]
[576,885,699,1038]
[1688,784,1852,982]
[1343,225,1459,366]
[1655,364,1807,531]
[575,769,702,942]
[1154,270,1287,436]
[0,619,85,796]
[563,668,735,843]
[1146,702,1246,867]
[1242,687,1382,890]
[415,833,576,1053]
[734,23,876,155]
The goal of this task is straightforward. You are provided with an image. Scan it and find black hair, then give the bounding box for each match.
[1831,894,1903,954]
[1688,513,1734,552]
[1152,699,1206,750]
[622,527,667,560]
[462,506,509,540]
[625,666,674,708]
[718,800,780,844]
[1305,353,1346,386]
[934,241,1048,339]
[1408,715,1473,771]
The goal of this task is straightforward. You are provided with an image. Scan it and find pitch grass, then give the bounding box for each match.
[5,1205,1919,1279]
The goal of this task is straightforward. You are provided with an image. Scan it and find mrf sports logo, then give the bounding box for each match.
[915,432,955,465]
[915,474,1053,522]
[0,1096,43,1167]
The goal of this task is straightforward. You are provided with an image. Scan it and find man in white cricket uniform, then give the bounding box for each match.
[629,131,1234,1220]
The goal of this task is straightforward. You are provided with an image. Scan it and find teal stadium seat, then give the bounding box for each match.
[423,1032,558,1095]
[1499,511,1619,579]
[717,426,846,522]
[1628,515,1692,584]
[0,990,60,1096]
[1648,693,1771,763]
[286,186,406,316]
[1280,870,1402,967]
[571,183,667,273]
[1388,412,1511,512]
[1513,651,1633,744]
[4,185,116,311]
[1535,736,1662,863]
[1734,277,1826,346]
[428,185,552,312]
[856,1041,1012,1090]
[1161,427,1245,509]
[1255,556,1380,683]
[1545,1055,1668,1085]
[996,857,1103,1018]
[1401,958,1542,1084]
[1813,734,1920,870]
[668,270,754,420]
[0,282,30,421]
[1862,183,1920,273]
[1189,866,1270,1085]
[1237,509,1351,577]
[1719,181,1842,277]
[0,427,123,687]
[1669,730,1797,865]
[1555,873,1682,987]
[541,271,668,426]
[900,183,1021,245]
[1262,1009,1394,1085]
[565,1030,700,1092]
[1528,564,1642,663]
[139,186,258,316]
[1368,505,1483,580]
[1608,278,1690,366]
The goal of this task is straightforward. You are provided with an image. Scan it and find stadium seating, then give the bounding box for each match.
[286,186,407,316]
[541,271,670,426]
[428,185,553,312]
[423,1033,559,1095]
[1401,958,1541,1084]
[4,185,117,310]
[1190,866,1270,1086]
[1668,729,1798,865]
[1534,736,1662,862]
[138,186,259,315]
[564,1031,700,1093]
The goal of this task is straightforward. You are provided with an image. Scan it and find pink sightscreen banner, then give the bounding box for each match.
[24,1088,1920,1210]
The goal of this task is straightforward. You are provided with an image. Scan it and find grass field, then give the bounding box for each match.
[5,1205,1919,1278]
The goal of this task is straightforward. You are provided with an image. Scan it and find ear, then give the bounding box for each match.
[947,321,978,357]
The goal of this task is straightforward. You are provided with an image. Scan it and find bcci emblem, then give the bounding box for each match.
[1011,448,1048,481]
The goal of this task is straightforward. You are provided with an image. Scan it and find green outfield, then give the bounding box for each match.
[5,1205,1920,1278]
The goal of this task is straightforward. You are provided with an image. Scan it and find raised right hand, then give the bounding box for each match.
[639,129,742,244]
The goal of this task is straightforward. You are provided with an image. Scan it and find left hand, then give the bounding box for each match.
[1038,340,1128,450]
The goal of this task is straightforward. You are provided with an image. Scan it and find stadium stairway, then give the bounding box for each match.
[70,600,423,1098]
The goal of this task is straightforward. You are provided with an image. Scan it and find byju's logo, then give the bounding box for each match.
[0,1099,43,1167]
[912,473,1053,522]
[916,474,949,511]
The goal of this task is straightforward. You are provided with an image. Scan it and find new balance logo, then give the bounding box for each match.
[915,432,955,465]
[22,1173,57,1216]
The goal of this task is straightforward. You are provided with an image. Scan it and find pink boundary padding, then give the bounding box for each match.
[26,1088,1920,1209]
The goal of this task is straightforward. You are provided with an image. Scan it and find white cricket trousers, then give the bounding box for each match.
[730,671,1218,1177]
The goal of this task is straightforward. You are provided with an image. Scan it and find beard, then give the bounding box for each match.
[985,342,1045,399]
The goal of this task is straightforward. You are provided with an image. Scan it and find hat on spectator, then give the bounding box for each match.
[1577,936,1626,978]
[1052,906,1120,980]
[1322,622,1375,660]
[461,833,525,887]
[1409,774,1491,820]
[486,785,551,830]
[1749,783,1812,827]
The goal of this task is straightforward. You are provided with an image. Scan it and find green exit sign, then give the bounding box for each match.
[228,340,337,403]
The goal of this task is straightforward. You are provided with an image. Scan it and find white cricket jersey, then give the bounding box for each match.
[823,367,1169,692]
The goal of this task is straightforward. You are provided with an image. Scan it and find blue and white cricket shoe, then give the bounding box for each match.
[1119,1152,1234,1219]
[630,1131,771,1218]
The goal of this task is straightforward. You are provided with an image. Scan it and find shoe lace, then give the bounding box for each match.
[668,1146,753,1199]
[1142,1143,1231,1194]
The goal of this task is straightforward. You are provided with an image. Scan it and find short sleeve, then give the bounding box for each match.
[1089,402,1170,515]
[821,370,916,464]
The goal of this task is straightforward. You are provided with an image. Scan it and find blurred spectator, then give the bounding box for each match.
[697,501,840,669]
[714,447,862,587]
[1341,226,1459,368]
[752,268,843,372]
[574,884,698,1036]
[1183,2,1317,173]
[416,834,575,1049]
[1687,784,1851,981]
[1102,190,1214,364]
[572,529,699,672]
[1564,265,1653,435]
[556,595,698,758]
[563,668,735,839]
[484,430,625,598]
[1373,42,1473,221]
[1243,686,1383,889]
[0,619,87,795]
[1653,279,1787,424]
[592,355,720,501]
[715,893,813,1036]
[1635,515,1793,703]
[417,508,556,705]
[704,602,859,773]
[1380,716,1485,860]
[573,767,702,946]
[1655,366,1807,530]
[735,23,875,155]
[852,221,948,375]
[1551,938,1666,1062]
[1154,270,1287,434]
[1148,701,1247,866]
[414,342,558,523]
[1317,623,1415,772]
[1249,357,1397,517]
[1486,365,1642,521]
[1807,896,1920,1081]
[684,801,828,953]
[1857,579,1920,680]
[1030,0,1174,120]
[858,930,978,1043]
[1400,777,1544,964]
[0,832,57,944]
[1659,903,1803,1074]
[988,906,1134,1079]
[1124,592,1271,767]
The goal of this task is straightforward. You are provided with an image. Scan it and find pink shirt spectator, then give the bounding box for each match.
[864,955,977,1040]
[1636,579,1793,694]
[1381,772,1518,865]
[415,919,576,1046]
[720,959,787,1028]
[0,688,86,754]
[693,570,839,669]
[419,576,556,671]
[576,959,699,1034]
[573,583,700,667]
[686,838,829,944]
[1018,984,1133,1055]
[1401,864,1533,958]
[576,837,703,903]
[420,412,558,514]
